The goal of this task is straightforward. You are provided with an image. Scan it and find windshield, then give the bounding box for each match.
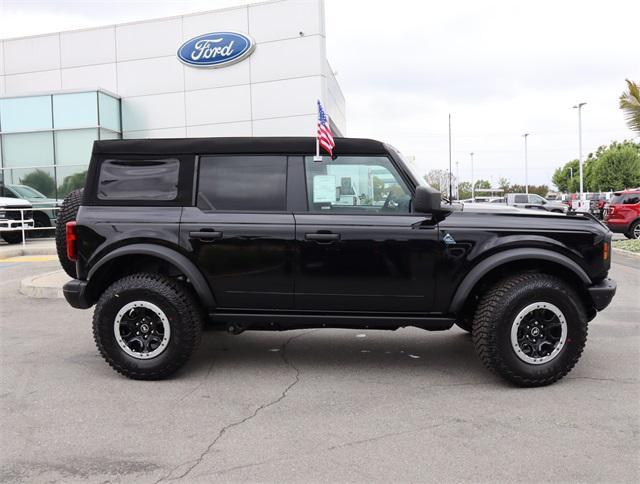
[387,148,427,187]
[10,185,47,199]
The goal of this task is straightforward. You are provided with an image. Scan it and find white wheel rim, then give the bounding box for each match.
[114,301,171,360]
[510,302,567,365]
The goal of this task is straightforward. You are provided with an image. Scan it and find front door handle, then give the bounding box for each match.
[189,230,223,241]
[305,232,340,242]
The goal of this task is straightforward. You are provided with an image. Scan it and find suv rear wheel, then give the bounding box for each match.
[472,272,587,387]
[55,189,83,277]
[625,220,640,239]
[93,273,203,380]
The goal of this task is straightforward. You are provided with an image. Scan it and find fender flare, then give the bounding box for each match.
[87,243,216,308]
[448,248,591,314]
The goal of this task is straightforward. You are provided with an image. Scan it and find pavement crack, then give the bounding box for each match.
[566,376,638,384]
[212,420,449,476]
[174,359,216,407]
[154,330,314,483]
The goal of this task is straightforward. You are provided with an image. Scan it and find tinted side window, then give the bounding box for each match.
[198,156,286,211]
[97,159,179,201]
[624,194,640,204]
[514,195,528,203]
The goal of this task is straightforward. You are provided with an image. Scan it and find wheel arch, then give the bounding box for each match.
[86,244,216,309]
[449,248,594,320]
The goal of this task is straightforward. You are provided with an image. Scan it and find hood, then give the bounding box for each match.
[0,197,33,208]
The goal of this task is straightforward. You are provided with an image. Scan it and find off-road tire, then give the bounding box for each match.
[472,272,587,387]
[1,231,24,244]
[55,189,83,277]
[93,273,203,380]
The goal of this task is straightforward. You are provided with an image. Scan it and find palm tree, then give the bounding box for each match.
[619,79,640,134]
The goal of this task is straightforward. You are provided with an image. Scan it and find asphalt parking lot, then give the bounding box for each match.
[1,252,638,483]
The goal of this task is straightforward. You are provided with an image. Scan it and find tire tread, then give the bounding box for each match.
[472,272,588,387]
[93,272,203,380]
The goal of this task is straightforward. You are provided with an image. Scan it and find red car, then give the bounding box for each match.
[604,188,640,239]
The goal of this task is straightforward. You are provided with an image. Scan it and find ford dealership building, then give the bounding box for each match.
[0,0,345,200]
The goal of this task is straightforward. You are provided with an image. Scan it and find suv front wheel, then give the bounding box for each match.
[472,272,587,387]
[93,273,203,380]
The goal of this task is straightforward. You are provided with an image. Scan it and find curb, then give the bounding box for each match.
[20,270,68,299]
[612,248,640,259]
[1,245,57,259]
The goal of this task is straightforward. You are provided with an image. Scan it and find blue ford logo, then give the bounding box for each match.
[177,31,255,67]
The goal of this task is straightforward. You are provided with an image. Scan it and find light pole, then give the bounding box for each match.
[456,160,460,200]
[573,102,586,208]
[470,152,475,200]
[522,133,530,194]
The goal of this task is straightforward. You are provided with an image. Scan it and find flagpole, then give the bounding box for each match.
[314,99,323,161]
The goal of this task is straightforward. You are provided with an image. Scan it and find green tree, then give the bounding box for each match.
[458,181,472,199]
[58,171,87,198]
[620,79,640,134]
[590,141,640,191]
[474,179,491,190]
[509,184,549,197]
[20,169,55,198]
[498,177,511,192]
[551,158,596,193]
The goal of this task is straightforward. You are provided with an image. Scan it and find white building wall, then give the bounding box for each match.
[0,0,346,136]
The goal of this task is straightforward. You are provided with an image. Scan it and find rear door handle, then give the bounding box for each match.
[189,230,223,241]
[305,232,340,242]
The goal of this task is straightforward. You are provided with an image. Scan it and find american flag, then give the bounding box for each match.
[316,100,335,157]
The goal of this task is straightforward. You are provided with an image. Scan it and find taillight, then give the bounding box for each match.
[603,242,609,261]
[66,221,78,262]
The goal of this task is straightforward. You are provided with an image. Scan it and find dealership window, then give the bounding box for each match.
[98,93,121,132]
[198,156,287,211]
[304,156,411,213]
[0,90,121,201]
[0,95,52,132]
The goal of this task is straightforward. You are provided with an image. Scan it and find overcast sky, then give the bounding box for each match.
[1,0,638,187]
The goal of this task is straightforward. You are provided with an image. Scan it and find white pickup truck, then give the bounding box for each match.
[0,197,35,244]
[499,193,569,213]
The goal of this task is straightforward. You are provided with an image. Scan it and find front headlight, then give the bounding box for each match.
[0,210,6,218]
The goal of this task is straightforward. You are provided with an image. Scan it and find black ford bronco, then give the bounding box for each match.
[58,137,616,386]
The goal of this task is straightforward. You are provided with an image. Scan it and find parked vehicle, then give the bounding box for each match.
[0,197,34,244]
[59,137,616,386]
[604,188,640,239]
[503,193,568,213]
[0,183,59,232]
[587,193,608,220]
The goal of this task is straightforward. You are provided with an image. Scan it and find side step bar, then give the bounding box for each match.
[208,311,455,332]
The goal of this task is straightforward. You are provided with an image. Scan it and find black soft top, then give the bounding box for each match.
[92,137,388,156]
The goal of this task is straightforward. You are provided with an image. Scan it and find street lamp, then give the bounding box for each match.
[456,160,460,200]
[573,102,587,208]
[470,152,475,200]
[523,133,530,194]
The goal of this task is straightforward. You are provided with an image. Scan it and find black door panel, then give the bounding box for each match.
[294,214,439,312]
[181,210,295,309]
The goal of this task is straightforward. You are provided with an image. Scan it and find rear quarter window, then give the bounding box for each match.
[97,159,180,201]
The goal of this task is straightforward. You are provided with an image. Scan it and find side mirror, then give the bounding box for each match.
[413,185,442,213]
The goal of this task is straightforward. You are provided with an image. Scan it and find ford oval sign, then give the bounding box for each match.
[177,32,255,68]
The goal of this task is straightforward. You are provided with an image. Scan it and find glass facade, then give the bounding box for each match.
[0,90,121,201]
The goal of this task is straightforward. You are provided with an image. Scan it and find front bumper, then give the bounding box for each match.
[63,279,92,309]
[588,278,617,311]
[0,219,34,230]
